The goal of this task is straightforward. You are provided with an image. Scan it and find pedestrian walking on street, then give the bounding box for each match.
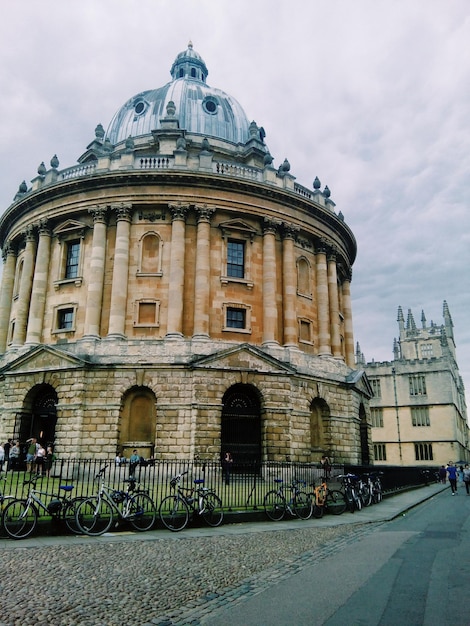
[463,464,470,495]
[438,465,447,484]
[447,462,458,494]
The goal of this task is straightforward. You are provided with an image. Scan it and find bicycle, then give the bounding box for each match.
[75,465,157,536]
[159,471,224,532]
[1,475,85,539]
[309,479,347,518]
[368,471,383,503]
[337,474,362,512]
[356,474,373,507]
[263,478,312,521]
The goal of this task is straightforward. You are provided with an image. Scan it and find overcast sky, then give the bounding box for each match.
[1,1,469,411]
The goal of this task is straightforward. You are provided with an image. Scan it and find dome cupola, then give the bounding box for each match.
[105,42,252,147]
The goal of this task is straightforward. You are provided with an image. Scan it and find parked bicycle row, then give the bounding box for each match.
[0,467,383,539]
[262,472,384,521]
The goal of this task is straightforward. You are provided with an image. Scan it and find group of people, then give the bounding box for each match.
[439,461,470,495]
[0,437,55,476]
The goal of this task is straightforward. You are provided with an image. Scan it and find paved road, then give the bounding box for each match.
[1,482,463,626]
[201,486,470,626]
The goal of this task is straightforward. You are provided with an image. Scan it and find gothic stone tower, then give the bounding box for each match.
[0,44,372,464]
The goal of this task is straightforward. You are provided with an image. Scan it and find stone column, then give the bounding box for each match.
[282,223,299,347]
[12,227,37,346]
[262,217,280,346]
[25,220,51,345]
[193,205,215,339]
[166,203,189,338]
[84,206,108,338]
[327,251,342,359]
[342,271,355,367]
[107,203,132,338]
[315,242,331,355]
[0,243,17,352]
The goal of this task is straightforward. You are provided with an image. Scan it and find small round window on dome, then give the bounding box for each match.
[134,100,147,116]
[202,97,218,115]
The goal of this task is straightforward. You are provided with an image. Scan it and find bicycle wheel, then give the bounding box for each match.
[76,497,113,536]
[325,490,347,515]
[361,485,372,507]
[373,483,383,503]
[159,495,189,531]
[128,493,156,531]
[312,498,325,518]
[344,488,355,513]
[201,492,224,527]
[2,499,38,539]
[293,491,312,520]
[263,490,285,521]
[63,497,87,534]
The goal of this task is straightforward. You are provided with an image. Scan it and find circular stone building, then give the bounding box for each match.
[0,43,372,464]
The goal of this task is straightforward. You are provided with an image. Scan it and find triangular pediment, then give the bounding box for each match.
[1,345,91,376]
[219,219,258,239]
[346,369,373,398]
[53,219,88,238]
[190,343,296,374]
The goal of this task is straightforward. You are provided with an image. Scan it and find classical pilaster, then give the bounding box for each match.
[262,217,280,346]
[166,203,189,338]
[193,205,215,339]
[25,220,52,345]
[12,226,37,346]
[0,243,17,351]
[315,241,331,355]
[281,223,299,347]
[84,206,108,338]
[107,203,132,338]
[327,251,342,359]
[342,270,355,367]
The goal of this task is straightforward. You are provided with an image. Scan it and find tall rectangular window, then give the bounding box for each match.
[415,442,433,461]
[371,408,383,428]
[57,308,74,330]
[409,375,427,396]
[411,406,430,427]
[227,240,245,278]
[370,378,381,399]
[65,240,80,279]
[374,443,387,461]
[226,307,246,329]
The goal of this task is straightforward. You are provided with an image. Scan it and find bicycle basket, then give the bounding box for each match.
[47,499,62,514]
[111,490,125,503]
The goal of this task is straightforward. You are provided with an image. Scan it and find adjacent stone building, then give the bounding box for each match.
[359,302,469,466]
[0,44,372,464]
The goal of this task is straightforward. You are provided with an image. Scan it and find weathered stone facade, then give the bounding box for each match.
[360,303,469,465]
[0,44,372,464]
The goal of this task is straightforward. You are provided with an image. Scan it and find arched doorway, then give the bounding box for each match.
[119,387,157,459]
[359,403,371,465]
[221,384,262,467]
[16,384,58,448]
[310,397,330,458]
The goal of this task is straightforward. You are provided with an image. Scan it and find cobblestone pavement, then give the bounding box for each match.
[0,521,378,626]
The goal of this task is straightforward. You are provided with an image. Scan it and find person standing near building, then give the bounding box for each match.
[463,464,470,495]
[447,462,458,495]
[25,437,38,473]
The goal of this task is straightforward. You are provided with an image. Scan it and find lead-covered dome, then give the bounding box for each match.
[106,42,251,146]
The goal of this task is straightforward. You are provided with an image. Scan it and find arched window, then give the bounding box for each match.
[310,398,329,453]
[221,385,262,467]
[138,233,162,275]
[14,257,24,298]
[16,384,58,448]
[297,257,311,296]
[119,387,157,459]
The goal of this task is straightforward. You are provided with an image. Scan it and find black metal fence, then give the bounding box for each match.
[1,459,435,514]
